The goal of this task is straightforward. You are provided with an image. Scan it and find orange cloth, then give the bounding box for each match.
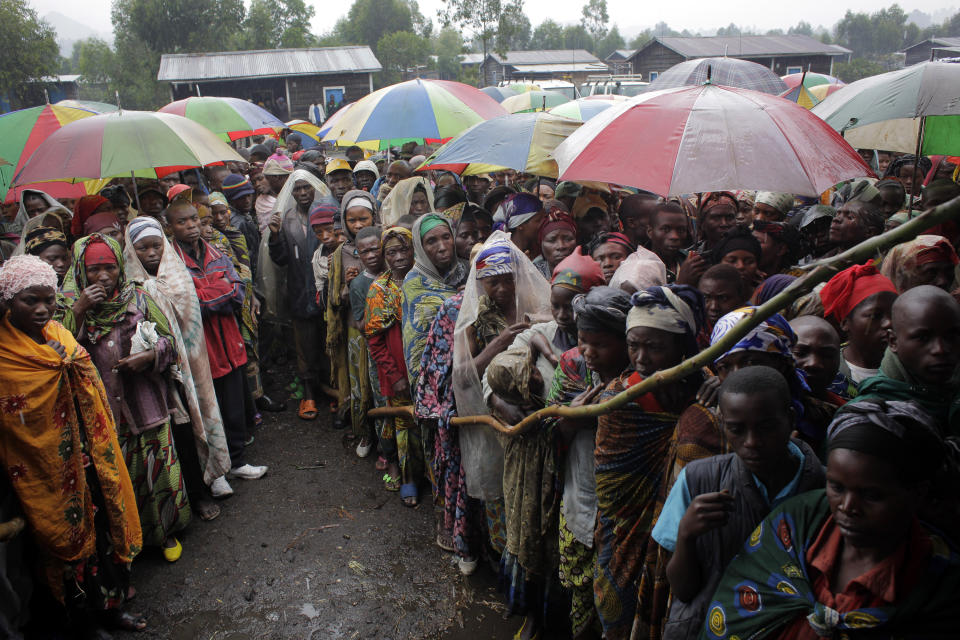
[0,316,141,597]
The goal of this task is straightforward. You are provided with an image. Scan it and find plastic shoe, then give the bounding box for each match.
[210,476,234,498]
[162,538,182,563]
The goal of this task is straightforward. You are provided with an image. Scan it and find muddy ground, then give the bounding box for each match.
[114,375,534,640]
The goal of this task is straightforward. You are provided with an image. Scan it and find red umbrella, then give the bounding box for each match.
[554,83,872,197]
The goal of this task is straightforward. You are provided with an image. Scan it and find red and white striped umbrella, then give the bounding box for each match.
[555,83,872,197]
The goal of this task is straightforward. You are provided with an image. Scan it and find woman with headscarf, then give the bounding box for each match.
[533,204,578,279]
[819,262,899,386]
[326,189,378,434]
[593,285,705,640]
[692,192,738,255]
[710,225,762,288]
[57,234,190,560]
[705,400,960,640]
[752,220,801,277]
[23,225,70,284]
[380,176,435,227]
[0,255,144,635]
[365,227,414,492]
[11,200,72,258]
[493,193,546,260]
[882,153,933,199]
[124,216,233,512]
[70,195,114,238]
[589,231,635,283]
[7,189,69,239]
[881,235,959,293]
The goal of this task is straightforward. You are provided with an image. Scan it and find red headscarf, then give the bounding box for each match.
[538,210,577,246]
[820,262,897,322]
[596,231,636,254]
[83,238,117,266]
[551,246,605,293]
[699,191,738,214]
[71,195,111,236]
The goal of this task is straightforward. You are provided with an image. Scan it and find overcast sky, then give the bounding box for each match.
[32,0,959,42]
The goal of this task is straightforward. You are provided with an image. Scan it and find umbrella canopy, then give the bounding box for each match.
[809,84,843,102]
[158,96,286,141]
[582,94,630,102]
[417,112,582,178]
[548,98,615,121]
[646,57,789,95]
[286,119,322,141]
[13,110,244,186]
[0,103,99,203]
[811,61,960,155]
[321,79,507,150]
[501,90,571,114]
[480,86,519,102]
[507,83,540,93]
[555,83,872,197]
[781,72,843,89]
[779,83,821,109]
[55,99,120,113]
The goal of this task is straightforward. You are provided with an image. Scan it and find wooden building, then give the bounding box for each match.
[604,49,636,75]
[900,37,960,66]
[157,47,381,121]
[627,35,851,80]
[479,50,608,86]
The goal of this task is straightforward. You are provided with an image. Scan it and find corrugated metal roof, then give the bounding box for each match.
[158,47,382,82]
[606,49,635,60]
[511,62,609,73]
[639,35,851,59]
[460,53,485,65]
[491,49,602,65]
[902,37,960,52]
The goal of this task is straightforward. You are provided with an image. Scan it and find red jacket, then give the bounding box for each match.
[174,239,247,378]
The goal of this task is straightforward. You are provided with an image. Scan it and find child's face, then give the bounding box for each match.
[720,391,794,479]
[312,223,337,250]
[199,216,215,240]
[344,206,373,237]
[357,236,383,273]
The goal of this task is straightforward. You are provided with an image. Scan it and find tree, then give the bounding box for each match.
[442,0,525,85]
[788,21,814,36]
[377,30,429,84]
[408,0,433,39]
[434,27,465,80]
[341,0,415,49]
[595,24,625,59]
[498,9,531,51]
[834,4,918,58]
[238,0,316,49]
[715,23,741,36]
[629,30,653,50]
[532,19,565,49]
[562,24,594,52]
[0,0,60,108]
[580,0,609,43]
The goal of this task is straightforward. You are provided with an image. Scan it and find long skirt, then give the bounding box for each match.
[559,509,599,637]
[433,415,483,560]
[118,421,190,548]
[348,326,371,439]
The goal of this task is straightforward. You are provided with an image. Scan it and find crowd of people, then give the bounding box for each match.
[0,131,959,640]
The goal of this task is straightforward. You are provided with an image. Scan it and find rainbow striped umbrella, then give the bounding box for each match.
[286,119,322,141]
[55,99,119,113]
[781,72,843,90]
[779,83,821,109]
[809,84,844,102]
[322,79,507,150]
[549,98,615,121]
[0,103,101,203]
[501,91,570,114]
[158,96,286,141]
[480,86,518,102]
[13,110,244,186]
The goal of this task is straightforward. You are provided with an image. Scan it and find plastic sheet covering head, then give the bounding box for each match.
[452,230,551,500]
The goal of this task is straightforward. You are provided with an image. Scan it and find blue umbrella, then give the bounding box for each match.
[480,86,519,102]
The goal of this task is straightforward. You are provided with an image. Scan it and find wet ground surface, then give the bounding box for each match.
[114,375,524,640]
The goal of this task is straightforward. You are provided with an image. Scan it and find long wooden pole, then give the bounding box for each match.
[371,195,960,435]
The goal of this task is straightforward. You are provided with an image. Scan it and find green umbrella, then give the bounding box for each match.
[812,61,960,156]
[501,91,570,114]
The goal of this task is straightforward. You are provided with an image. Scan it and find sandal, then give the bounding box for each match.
[194,499,221,522]
[298,399,318,420]
[375,456,389,471]
[400,482,418,507]
[436,532,455,552]
[382,473,400,492]
[103,610,147,632]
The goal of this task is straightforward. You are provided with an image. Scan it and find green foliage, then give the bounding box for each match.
[580,0,609,43]
[833,57,886,82]
[113,0,245,55]
[341,0,415,49]
[562,24,594,52]
[595,25,625,59]
[788,21,814,36]
[834,4,920,57]
[377,30,429,84]
[434,27,465,80]
[238,0,316,49]
[498,9,530,51]
[441,0,525,59]
[0,0,60,108]
[531,19,565,49]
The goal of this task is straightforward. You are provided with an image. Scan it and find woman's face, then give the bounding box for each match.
[480,273,515,310]
[720,249,759,283]
[383,238,413,274]
[626,326,685,378]
[133,236,164,276]
[550,286,577,334]
[252,172,271,195]
[841,292,896,359]
[578,329,629,381]
[410,191,430,215]
[36,244,70,283]
[8,285,56,339]
[422,224,454,272]
[898,164,919,195]
[541,228,577,269]
[344,206,374,237]
[591,241,630,283]
[537,183,555,201]
[455,220,480,260]
[85,261,120,297]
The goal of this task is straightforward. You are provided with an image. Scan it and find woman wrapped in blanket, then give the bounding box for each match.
[703,399,960,640]
[57,234,191,561]
[0,255,145,636]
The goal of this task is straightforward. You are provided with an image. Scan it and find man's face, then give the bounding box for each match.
[326,171,353,201]
[139,191,165,217]
[23,195,47,218]
[357,236,383,273]
[167,205,201,245]
[649,211,689,256]
[355,171,376,191]
[211,204,232,231]
[312,223,338,251]
[791,322,842,394]
[699,277,744,329]
[231,193,254,215]
[385,162,411,187]
[287,137,302,153]
[292,180,316,209]
[720,390,794,480]
[701,205,736,243]
[463,175,489,196]
[889,297,960,385]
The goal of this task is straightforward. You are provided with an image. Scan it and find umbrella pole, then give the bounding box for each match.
[131,170,142,213]
[909,116,926,212]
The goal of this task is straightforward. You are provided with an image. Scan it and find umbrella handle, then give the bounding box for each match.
[132,170,141,213]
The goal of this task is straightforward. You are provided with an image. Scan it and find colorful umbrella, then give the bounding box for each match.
[158,96,286,141]
[780,72,843,89]
[55,99,119,113]
[322,79,507,150]
[13,110,244,186]
[582,94,630,102]
[555,84,871,197]
[501,91,571,114]
[779,83,821,109]
[286,119,322,141]
[417,112,582,178]
[646,57,788,95]
[507,83,540,93]
[548,98,615,121]
[480,86,519,102]
[0,103,99,203]
[811,61,960,155]
[809,84,843,102]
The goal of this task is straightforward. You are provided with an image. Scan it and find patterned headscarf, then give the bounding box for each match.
[475,235,514,279]
[0,255,58,300]
[493,192,542,231]
[380,226,413,259]
[126,216,164,245]
[627,284,704,355]
[60,234,135,344]
[24,226,68,256]
[881,235,959,292]
[699,191,738,215]
[208,191,229,208]
[710,306,797,361]
[551,246,605,293]
[70,195,111,236]
[538,209,577,246]
[754,191,794,215]
[594,231,636,254]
